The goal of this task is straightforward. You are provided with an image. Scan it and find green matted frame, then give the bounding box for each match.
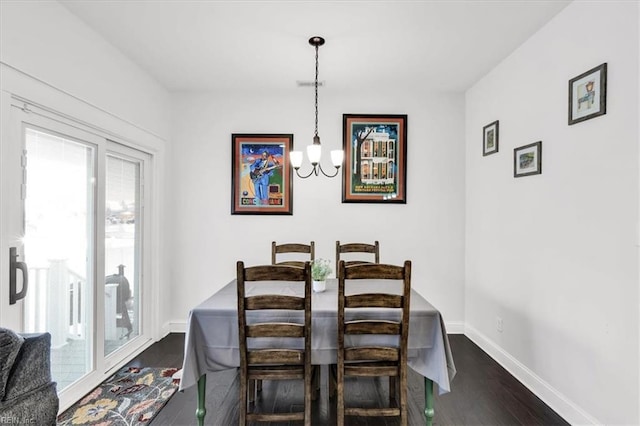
[342,114,407,204]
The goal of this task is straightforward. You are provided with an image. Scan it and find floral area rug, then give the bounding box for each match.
[57,367,180,425]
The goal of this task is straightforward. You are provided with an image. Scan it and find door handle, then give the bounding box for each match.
[9,247,28,305]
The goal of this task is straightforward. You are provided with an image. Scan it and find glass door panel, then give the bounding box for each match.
[23,127,95,391]
[105,154,141,355]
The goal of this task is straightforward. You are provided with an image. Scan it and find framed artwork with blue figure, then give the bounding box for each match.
[231,134,293,215]
[342,114,407,203]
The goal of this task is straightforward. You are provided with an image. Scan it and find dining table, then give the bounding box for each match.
[179,277,456,426]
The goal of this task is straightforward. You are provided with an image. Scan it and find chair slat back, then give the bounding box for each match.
[336,241,380,268]
[246,323,304,338]
[248,349,305,365]
[245,295,305,310]
[272,241,315,268]
[345,293,402,308]
[244,264,308,281]
[345,346,399,362]
[344,320,400,335]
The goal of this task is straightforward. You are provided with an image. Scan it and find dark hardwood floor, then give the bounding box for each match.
[126,333,568,425]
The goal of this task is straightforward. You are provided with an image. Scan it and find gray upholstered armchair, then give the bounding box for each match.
[0,328,59,425]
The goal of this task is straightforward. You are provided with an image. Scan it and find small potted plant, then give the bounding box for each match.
[311,258,332,292]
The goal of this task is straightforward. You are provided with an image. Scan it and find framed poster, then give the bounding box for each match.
[568,63,607,125]
[483,120,499,156]
[231,134,293,215]
[342,114,407,203]
[514,141,542,178]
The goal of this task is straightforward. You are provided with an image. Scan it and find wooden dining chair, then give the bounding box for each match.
[329,241,381,396]
[336,260,412,426]
[272,241,315,268]
[236,261,313,426]
[335,240,380,269]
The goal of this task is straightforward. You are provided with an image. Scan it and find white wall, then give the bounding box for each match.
[465,1,639,425]
[0,1,171,338]
[168,87,466,330]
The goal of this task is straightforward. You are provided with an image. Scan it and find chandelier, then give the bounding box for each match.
[290,36,344,178]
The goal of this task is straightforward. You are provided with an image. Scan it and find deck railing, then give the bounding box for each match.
[25,259,85,348]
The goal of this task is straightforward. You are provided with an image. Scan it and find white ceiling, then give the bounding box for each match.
[59,0,571,93]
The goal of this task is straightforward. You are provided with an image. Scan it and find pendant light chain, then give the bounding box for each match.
[290,36,342,179]
[314,43,319,138]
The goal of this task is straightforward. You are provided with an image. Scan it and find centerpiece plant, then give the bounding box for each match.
[311,258,332,282]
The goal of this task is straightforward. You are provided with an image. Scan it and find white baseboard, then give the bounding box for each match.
[445,321,465,334]
[164,320,186,333]
[464,324,600,425]
[160,322,172,338]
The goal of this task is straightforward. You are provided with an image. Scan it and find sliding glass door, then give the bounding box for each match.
[1,104,153,411]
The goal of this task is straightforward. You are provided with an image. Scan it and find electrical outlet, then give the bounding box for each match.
[496,317,503,333]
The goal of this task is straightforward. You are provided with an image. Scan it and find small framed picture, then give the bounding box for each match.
[514,141,542,178]
[482,120,499,156]
[568,63,607,125]
[231,134,293,215]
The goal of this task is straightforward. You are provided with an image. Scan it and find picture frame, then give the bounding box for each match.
[568,63,607,125]
[231,134,293,215]
[483,120,499,156]
[514,141,542,178]
[342,114,407,203]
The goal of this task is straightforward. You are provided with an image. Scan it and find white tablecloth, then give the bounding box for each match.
[180,278,456,394]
